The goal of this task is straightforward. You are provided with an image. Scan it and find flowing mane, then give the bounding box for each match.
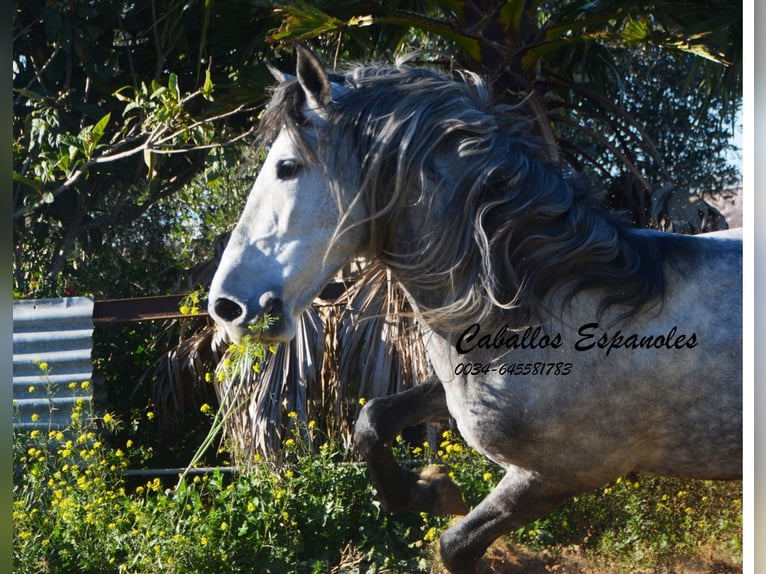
[257,62,666,331]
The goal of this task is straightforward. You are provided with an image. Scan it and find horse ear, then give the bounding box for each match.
[295,42,331,109]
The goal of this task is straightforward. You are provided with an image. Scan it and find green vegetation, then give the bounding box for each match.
[515,475,742,568]
[14,364,741,573]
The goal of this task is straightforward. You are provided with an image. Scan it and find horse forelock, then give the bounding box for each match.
[255,79,316,160]
[257,63,666,331]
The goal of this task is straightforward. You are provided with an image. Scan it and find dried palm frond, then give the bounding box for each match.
[147,259,436,467]
[139,319,228,438]
[335,263,433,442]
[215,304,326,465]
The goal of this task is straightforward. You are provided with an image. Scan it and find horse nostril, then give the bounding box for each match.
[213,298,243,322]
[262,297,283,318]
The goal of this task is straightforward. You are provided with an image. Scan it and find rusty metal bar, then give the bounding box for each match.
[92,283,348,324]
[92,295,206,323]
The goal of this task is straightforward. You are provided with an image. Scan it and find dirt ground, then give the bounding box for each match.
[431,540,742,574]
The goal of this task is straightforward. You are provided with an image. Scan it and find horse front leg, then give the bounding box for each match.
[353,376,468,515]
[439,466,579,574]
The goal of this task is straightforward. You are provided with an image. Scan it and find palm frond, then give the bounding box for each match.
[213,304,325,465]
[335,263,434,441]
[140,320,226,438]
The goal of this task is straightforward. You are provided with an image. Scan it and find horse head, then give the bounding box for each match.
[208,45,365,343]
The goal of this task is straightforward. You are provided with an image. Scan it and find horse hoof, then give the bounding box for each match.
[416,464,469,515]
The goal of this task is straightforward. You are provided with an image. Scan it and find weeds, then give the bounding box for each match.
[514,474,742,568]
[14,361,742,573]
[13,381,432,573]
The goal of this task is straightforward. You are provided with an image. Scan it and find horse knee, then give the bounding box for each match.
[353,398,386,456]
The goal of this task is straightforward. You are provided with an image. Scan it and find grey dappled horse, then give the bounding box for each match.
[208,45,742,573]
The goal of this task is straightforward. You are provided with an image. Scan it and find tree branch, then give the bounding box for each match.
[13,102,254,220]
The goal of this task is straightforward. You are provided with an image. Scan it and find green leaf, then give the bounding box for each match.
[124,101,141,115]
[92,112,111,138]
[498,0,528,34]
[143,148,154,179]
[112,86,133,102]
[168,73,180,101]
[621,18,649,43]
[75,112,111,158]
[202,69,214,101]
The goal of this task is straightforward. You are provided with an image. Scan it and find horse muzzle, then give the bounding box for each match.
[208,290,294,343]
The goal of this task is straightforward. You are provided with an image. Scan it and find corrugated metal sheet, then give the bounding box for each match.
[13,297,95,431]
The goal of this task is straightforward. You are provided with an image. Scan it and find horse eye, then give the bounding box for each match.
[276,159,301,180]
